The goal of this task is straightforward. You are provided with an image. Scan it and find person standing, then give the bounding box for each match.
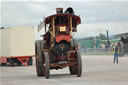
[113,43,120,64]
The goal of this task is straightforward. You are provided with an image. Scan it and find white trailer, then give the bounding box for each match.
[0,26,35,66]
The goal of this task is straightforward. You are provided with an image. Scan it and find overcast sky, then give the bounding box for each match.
[1,0,128,39]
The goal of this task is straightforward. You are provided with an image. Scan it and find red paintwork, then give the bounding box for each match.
[0,55,34,66]
[44,14,81,25]
[10,55,34,58]
[69,52,76,59]
[56,24,65,26]
[18,58,29,66]
[56,35,71,43]
[0,57,7,63]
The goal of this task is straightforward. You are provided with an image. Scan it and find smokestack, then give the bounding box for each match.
[56,8,63,14]
[65,7,74,14]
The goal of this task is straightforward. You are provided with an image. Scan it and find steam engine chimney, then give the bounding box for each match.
[65,7,74,14]
[56,8,63,14]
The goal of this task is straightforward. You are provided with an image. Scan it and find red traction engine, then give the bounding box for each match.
[35,7,82,79]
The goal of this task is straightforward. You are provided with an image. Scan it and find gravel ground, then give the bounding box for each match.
[0,55,128,85]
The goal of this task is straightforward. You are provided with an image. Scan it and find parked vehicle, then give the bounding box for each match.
[0,27,35,66]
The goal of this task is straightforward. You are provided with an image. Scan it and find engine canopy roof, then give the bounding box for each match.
[44,13,81,26]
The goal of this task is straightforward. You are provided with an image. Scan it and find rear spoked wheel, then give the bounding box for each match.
[35,41,44,77]
[76,51,82,77]
[36,52,44,76]
[44,52,50,79]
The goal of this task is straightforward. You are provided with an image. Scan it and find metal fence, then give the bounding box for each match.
[80,48,114,55]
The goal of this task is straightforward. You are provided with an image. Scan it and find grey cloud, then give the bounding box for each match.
[1,1,69,27]
[76,1,128,23]
[74,22,128,38]
[2,1,128,27]
[1,1,128,38]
